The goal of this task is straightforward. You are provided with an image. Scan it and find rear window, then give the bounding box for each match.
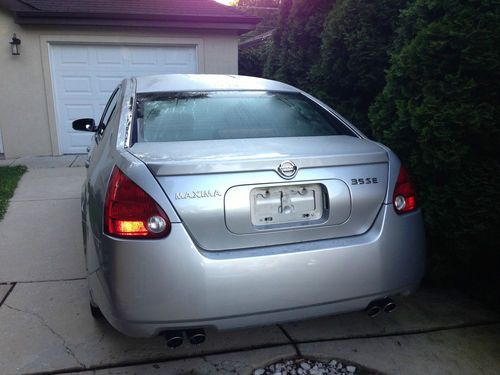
[134,91,352,142]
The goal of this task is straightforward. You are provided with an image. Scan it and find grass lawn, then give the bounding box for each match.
[0,165,27,220]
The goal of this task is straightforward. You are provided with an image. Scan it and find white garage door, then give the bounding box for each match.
[49,44,197,154]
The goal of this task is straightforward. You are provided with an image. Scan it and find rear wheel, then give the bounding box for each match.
[90,302,103,318]
[89,291,103,319]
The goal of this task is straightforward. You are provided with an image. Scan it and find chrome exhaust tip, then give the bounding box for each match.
[366,302,382,318]
[366,297,396,317]
[187,328,206,345]
[382,297,396,313]
[162,331,184,348]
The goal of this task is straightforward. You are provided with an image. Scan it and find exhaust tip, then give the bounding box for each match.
[383,300,396,313]
[366,303,382,318]
[187,329,206,345]
[162,331,184,349]
[366,297,396,317]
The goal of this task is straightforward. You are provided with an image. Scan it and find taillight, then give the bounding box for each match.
[393,165,417,214]
[104,167,171,238]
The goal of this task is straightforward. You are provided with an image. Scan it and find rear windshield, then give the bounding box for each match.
[134,91,352,142]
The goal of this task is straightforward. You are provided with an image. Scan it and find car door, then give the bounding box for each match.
[85,85,121,170]
[84,84,123,274]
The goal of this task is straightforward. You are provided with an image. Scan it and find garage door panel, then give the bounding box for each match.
[65,104,94,121]
[50,44,197,153]
[96,76,126,94]
[130,48,158,65]
[68,133,94,152]
[62,76,92,94]
[59,46,90,65]
[96,47,125,65]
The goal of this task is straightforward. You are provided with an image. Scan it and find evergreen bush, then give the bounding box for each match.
[311,0,407,135]
[369,0,500,299]
[264,0,335,91]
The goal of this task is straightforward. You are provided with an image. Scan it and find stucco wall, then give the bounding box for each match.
[0,8,239,157]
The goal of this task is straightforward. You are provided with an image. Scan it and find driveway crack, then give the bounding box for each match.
[278,324,302,356]
[0,283,16,306]
[3,303,85,369]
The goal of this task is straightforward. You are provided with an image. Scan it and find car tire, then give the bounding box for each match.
[90,301,103,319]
[89,290,103,319]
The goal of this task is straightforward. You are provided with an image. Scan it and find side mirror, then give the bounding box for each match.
[72,118,96,132]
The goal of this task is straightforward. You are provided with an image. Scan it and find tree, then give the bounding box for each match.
[239,42,271,77]
[311,0,407,135]
[264,0,336,91]
[264,0,293,79]
[369,0,500,298]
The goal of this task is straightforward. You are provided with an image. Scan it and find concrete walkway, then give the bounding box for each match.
[0,155,87,169]
[0,157,499,375]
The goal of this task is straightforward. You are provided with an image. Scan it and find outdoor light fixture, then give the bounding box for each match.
[10,33,21,55]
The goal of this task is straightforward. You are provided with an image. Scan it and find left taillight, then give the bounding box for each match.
[393,165,417,214]
[104,167,171,239]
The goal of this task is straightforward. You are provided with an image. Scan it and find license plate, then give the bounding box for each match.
[250,184,324,226]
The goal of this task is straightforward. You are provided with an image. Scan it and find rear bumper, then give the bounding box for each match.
[89,205,425,337]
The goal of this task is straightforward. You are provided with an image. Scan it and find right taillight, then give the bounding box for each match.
[104,167,171,239]
[393,165,417,214]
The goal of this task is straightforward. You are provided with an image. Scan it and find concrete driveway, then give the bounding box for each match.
[1,156,499,375]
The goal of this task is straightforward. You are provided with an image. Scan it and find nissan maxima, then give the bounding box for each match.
[73,74,425,347]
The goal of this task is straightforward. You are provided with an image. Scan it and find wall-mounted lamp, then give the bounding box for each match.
[10,33,21,55]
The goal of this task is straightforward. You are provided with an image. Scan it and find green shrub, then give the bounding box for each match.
[311,0,407,135]
[239,42,271,77]
[264,0,335,91]
[369,0,500,299]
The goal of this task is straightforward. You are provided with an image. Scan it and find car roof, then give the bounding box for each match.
[134,74,299,94]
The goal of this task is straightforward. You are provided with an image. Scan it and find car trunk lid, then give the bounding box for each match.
[129,135,389,251]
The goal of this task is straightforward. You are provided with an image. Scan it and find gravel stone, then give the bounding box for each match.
[253,358,359,375]
[300,362,311,370]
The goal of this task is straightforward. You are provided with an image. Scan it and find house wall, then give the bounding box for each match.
[0,8,239,157]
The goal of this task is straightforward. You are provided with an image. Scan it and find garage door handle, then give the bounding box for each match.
[85,159,90,168]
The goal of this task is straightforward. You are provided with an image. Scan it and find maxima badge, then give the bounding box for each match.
[277,160,298,179]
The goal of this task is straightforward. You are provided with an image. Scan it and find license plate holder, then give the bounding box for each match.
[250,184,324,226]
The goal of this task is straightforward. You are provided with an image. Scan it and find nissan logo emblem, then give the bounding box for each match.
[277,160,298,179]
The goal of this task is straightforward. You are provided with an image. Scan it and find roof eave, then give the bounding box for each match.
[0,0,36,12]
[14,10,260,34]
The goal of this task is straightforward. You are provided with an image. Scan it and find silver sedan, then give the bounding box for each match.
[73,74,425,347]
